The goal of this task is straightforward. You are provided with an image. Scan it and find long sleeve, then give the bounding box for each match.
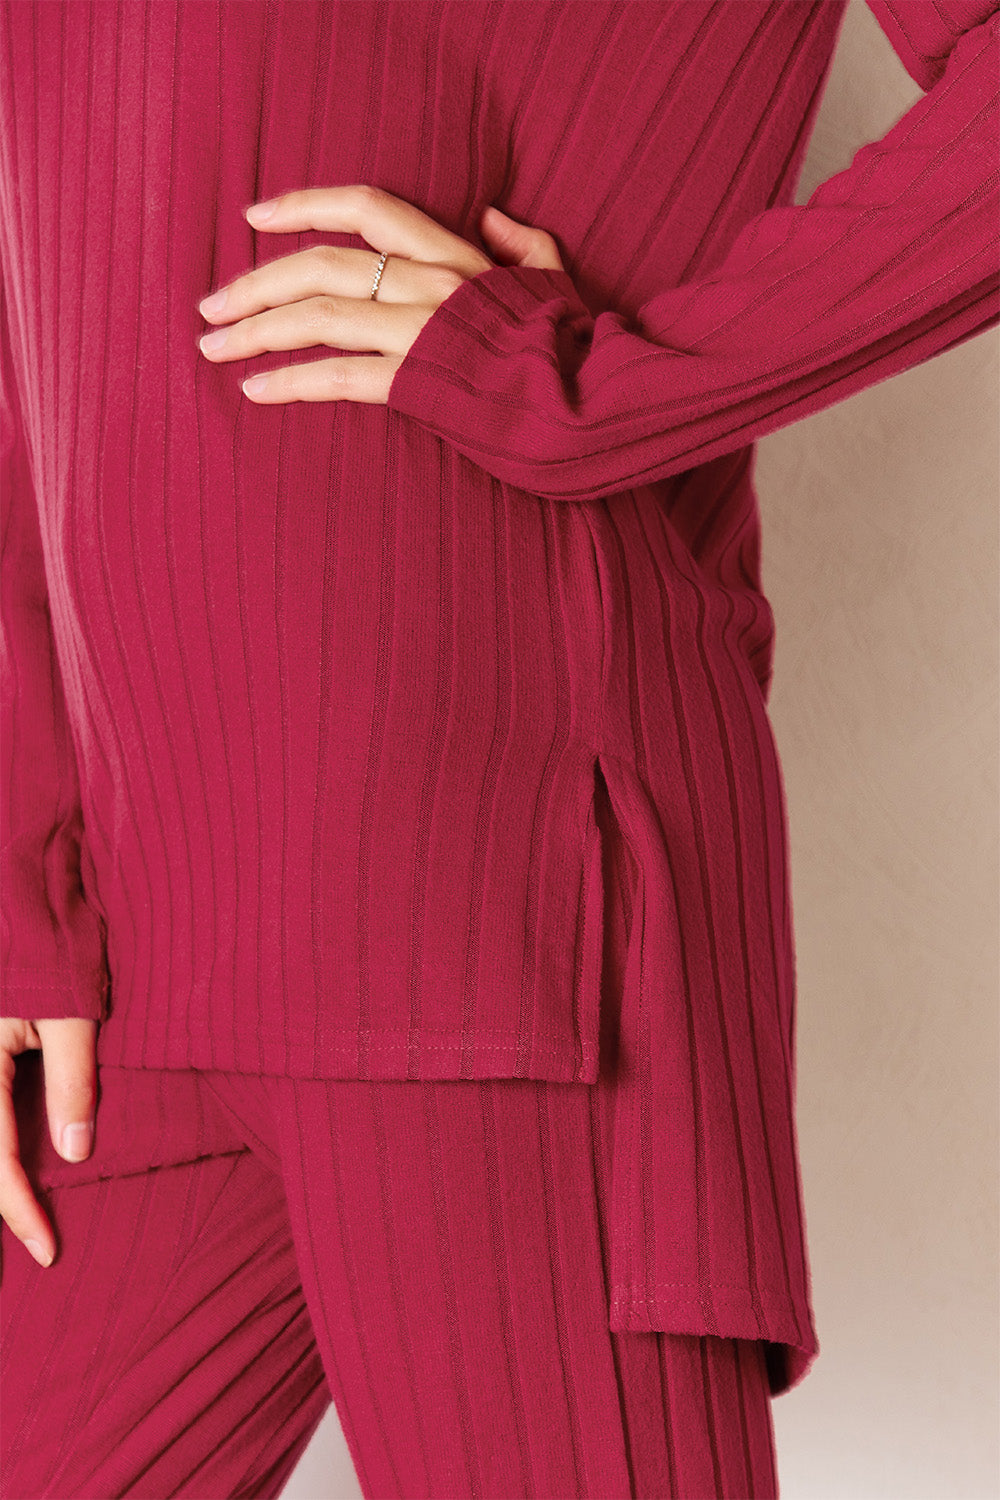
[386,0,999,503]
[0,275,109,1022]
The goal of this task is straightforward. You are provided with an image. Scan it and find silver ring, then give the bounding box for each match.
[370,249,389,300]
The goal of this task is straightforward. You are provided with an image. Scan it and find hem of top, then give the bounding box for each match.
[608,1285,819,1398]
[97,1023,601,1084]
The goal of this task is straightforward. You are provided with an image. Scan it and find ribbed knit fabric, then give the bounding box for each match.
[3,1056,781,1499]
[1,0,997,1389]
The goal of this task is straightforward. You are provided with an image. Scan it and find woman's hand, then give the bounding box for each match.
[0,1017,97,1267]
[197,185,565,405]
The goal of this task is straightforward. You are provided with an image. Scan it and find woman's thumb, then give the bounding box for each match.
[480,205,565,272]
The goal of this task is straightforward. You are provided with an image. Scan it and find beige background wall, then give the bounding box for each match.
[285,3,1000,1495]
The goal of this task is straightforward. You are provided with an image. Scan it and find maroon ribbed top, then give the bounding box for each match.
[2,0,997,1392]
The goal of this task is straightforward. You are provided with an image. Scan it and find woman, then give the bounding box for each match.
[1,1,996,1496]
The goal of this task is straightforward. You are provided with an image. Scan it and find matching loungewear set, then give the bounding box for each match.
[1,0,997,1494]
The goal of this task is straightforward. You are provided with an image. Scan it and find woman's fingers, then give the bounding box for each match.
[34,1018,98,1165]
[0,1019,52,1266]
[200,243,431,322]
[199,293,430,363]
[243,183,491,279]
[196,183,494,406]
[0,1015,98,1266]
[199,244,464,327]
[242,354,403,405]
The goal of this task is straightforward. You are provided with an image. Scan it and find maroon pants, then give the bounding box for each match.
[2,1055,778,1500]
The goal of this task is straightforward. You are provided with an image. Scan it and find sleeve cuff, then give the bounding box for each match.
[385,262,597,494]
[388,263,590,408]
[1,965,109,1023]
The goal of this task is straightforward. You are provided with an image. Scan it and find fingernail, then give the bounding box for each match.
[60,1121,93,1161]
[199,288,228,317]
[199,328,228,353]
[246,198,276,222]
[24,1238,54,1268]
[242,375,269,396]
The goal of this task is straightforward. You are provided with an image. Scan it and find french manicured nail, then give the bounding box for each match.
[199,328,228,353]
[60,1121,93,1161]
[246,199,277,222]
[24,1238,54,1267]
[199,289,228,317]
[243,375,269,396]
